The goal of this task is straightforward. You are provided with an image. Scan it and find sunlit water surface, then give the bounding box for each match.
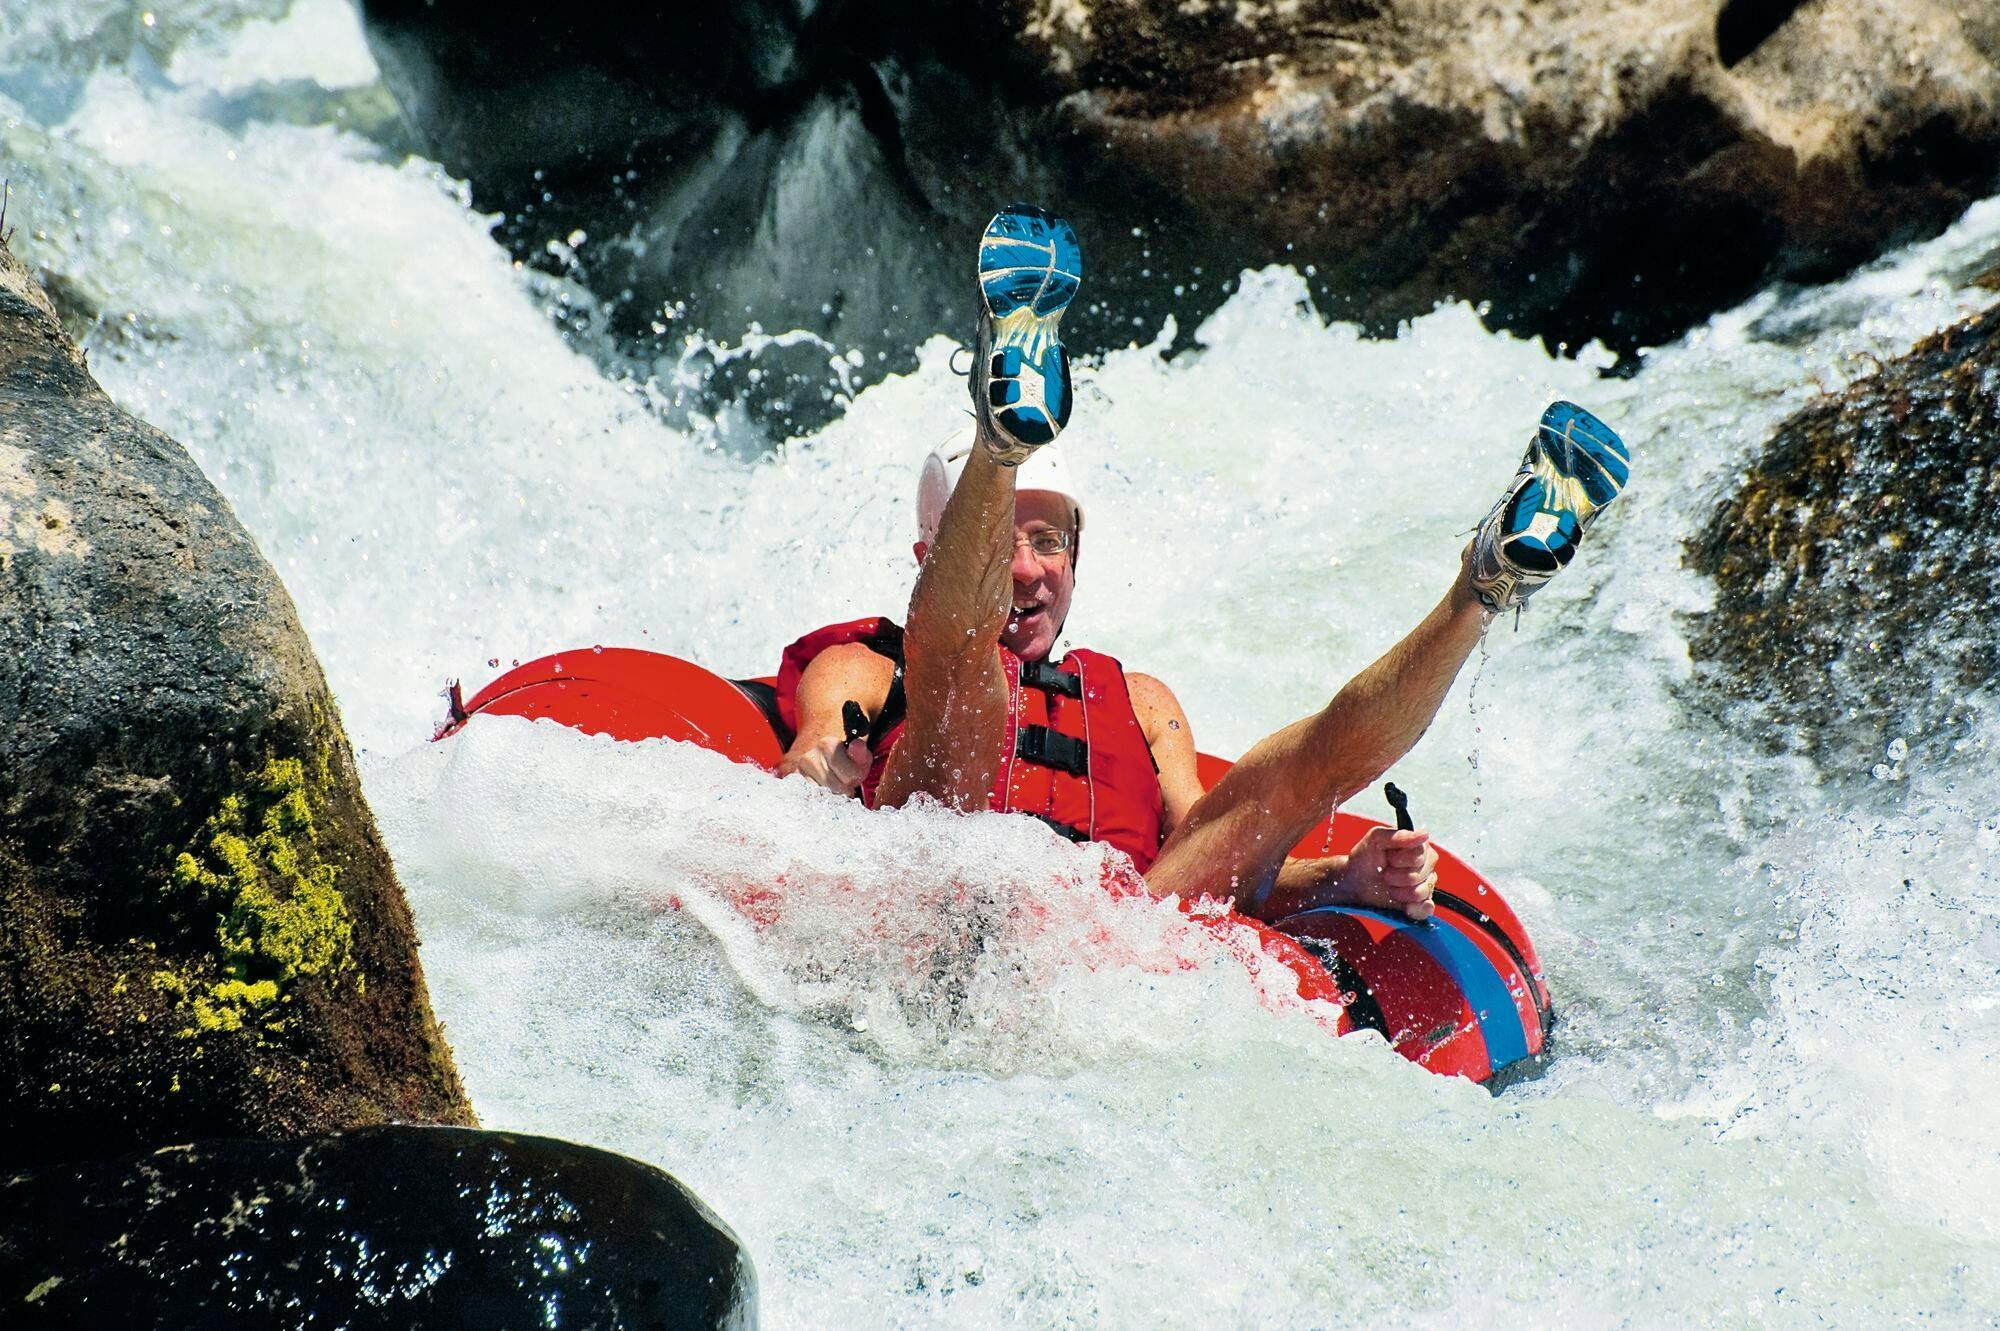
[4,3,1998,1325]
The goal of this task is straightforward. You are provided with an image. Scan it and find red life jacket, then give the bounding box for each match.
[774,617,1166,873]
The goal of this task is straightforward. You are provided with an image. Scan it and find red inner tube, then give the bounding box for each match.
[436,648,1552,1082]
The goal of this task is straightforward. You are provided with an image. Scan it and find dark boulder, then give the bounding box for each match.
[360,0,970,439]
[1003,0,2000,355]
[360,0,2000,436]
[0,243,473,1171]
[1686,307,2000,768]
[0,1125,756,1329]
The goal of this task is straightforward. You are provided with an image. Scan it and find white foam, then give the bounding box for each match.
[167,0,377,94]
[9,9,2000,1322]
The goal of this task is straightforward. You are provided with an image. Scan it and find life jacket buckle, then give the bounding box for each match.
[1016,723,1089,775]
[1020,658,1083,698]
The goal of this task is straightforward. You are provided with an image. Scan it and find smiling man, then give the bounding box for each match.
[774,205,1631,924]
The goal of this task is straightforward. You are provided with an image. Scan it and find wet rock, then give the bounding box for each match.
[1686,309,2000,767]
[0,243,473,1172]
[1003,0,2000,356]
[0,1125,756,1329]
[359,0,966,440]
[359,0,2000,432]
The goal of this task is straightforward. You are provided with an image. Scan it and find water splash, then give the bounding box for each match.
[7,2,2000,1324]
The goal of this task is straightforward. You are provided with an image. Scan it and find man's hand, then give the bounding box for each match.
[1252,826,1440,923]
[1324,826,1438,920]
[778,733,874,797]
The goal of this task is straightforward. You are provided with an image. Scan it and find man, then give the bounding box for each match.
[776,205,1629,925]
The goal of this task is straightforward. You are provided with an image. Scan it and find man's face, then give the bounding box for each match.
[1002,488,1077,662]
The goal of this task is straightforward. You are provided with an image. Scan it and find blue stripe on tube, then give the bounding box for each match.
[1332,907,1531,1072]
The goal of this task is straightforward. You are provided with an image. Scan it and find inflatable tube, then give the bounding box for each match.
[436,649,1552,1083]
[435,648,785,767]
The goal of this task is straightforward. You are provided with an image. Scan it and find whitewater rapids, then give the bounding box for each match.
[3,3,1997,1325]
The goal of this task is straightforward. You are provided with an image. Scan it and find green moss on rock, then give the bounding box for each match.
[2,247,474,1169]
[158,754,354,1037]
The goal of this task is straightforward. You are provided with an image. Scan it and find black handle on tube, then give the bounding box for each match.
[841,700,870,746]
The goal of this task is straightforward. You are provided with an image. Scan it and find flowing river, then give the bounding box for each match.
[5,2,1998,1326]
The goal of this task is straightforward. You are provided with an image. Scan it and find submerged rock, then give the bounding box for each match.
[0,244,473,1171]
[360,0,2000,433]
[0,1125,756,1329]
[1687,308,2000,767]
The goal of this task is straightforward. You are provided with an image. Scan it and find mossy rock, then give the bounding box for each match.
[1686,309,2000,767]
[0,244,473,1171]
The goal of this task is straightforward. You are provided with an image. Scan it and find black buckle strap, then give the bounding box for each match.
[1016,724,1089,775]
[872,663,907,747]
[1028,813,1091,843]
[1020,658,1082,698]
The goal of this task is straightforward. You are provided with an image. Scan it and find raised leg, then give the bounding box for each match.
[876,204,1082,809]
[1148,400,1632,909]
[874,425,1019,811]
[1146,565,1488,904]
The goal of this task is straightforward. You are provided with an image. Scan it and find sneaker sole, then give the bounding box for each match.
[1506,401,1630,566]
[1472,401,1630,608]
[978,205,1081,447]
[1532,400,1630,527]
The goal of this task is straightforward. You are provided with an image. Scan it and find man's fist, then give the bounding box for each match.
[779,733,874,797]
[1329,826,1438,920]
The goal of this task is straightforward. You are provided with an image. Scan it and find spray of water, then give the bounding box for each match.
[4,3,1998,1324]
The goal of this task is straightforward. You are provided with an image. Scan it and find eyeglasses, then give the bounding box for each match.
[1014,528,1074,559]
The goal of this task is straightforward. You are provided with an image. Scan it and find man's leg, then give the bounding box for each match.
[875,425,1017,811]
[1148,400,1631,907]
[1146,562,1486,903]
[877,204,1082,810]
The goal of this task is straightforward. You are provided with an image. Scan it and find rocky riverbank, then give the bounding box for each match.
[0,237,757,1326]
[0,242,473,1165]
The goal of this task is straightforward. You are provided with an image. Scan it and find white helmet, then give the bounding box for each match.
[916,428,1085,547]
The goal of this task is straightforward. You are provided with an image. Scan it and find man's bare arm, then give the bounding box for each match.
[775,643,897,795]
[1127,671,1205,841]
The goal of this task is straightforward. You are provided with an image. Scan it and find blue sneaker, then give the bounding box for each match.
[973,204,1081,463]
[1468,401,1631,612]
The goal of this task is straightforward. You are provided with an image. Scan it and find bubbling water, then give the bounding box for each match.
[4,2,2000,1325]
